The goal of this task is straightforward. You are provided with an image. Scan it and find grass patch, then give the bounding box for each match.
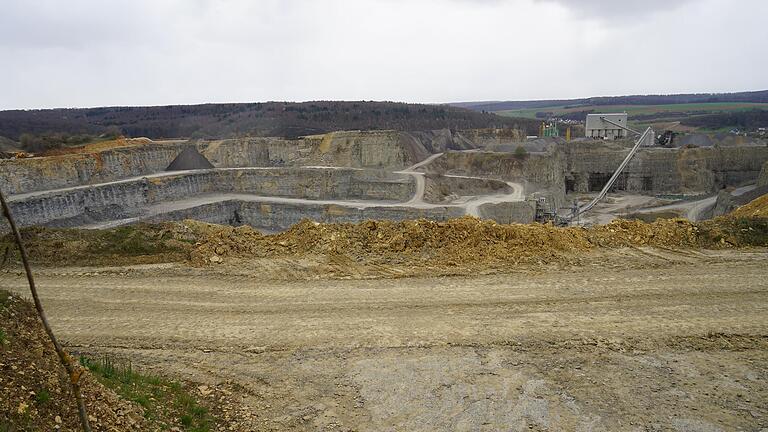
[0,328,6,345]
[93,226,178,256]
[0,224,194,267]
[80,355,214,431]
[34,388,51,405]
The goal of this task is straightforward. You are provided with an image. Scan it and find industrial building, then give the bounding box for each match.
[585,113,629,140]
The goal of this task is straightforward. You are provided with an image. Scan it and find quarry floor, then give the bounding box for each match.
[2,249,767,431]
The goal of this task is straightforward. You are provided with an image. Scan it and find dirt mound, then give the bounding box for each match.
[730,192,768,218]
[586,218,703,247]
[190,217,594,267]
[7,216,767,272]
[188,222,266,264]
[0,290,147,431]
[189,216,768,267]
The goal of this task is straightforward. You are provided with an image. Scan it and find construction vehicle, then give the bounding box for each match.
[656,130,676,146]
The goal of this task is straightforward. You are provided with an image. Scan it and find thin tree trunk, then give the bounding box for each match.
[0,188,92,432]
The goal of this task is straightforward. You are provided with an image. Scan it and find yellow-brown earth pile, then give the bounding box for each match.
[731,193,768,218]
[6,204,767,269]
[188,218,592,267]
[188,216,768,266]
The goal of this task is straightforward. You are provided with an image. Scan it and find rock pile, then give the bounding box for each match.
[189,215,768,267]
[190,217,593,267]
[731,193,768,218]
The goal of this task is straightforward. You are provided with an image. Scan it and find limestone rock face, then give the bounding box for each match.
[0,141,187,195]
[5,168,416,229]
[563,141,768,194]
[758,160,768,187]
[199,130,484,170]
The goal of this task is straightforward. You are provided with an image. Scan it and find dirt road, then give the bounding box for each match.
[635,184,757,222]
[2,249,767,431]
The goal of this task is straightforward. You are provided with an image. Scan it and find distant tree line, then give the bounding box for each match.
[680,109,768,130]
[456,90,768,112]
[0,101,540,143]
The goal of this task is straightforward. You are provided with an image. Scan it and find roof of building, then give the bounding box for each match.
[586,113,628,129]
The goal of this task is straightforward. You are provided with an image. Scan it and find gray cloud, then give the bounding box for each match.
[0,0,765,109]
[536,0,695,18]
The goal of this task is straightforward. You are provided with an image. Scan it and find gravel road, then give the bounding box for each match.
[2,249,766,431]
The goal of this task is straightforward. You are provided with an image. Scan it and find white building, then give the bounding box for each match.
[585,113,629,140]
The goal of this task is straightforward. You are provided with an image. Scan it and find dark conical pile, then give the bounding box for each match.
[165,147,214,171]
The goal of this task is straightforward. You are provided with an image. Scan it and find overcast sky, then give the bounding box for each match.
[1,0,766,109]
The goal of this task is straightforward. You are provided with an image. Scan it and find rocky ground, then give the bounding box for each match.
[0,290,148,431]
[1,197,767,431]
[0,246,766,431]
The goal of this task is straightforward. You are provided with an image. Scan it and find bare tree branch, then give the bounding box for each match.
[0,187,92,432]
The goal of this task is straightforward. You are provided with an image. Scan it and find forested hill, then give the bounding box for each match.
[0,101,538,141]
[454,90,768,112]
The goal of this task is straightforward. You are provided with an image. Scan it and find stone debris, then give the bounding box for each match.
[188,214,768,269]
[731,193,768,218]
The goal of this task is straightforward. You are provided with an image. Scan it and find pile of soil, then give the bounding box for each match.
[189,216,768,267]
[189,218,592,267]
[0,291,146,431]
[731,192,768,218]
[6,214,767,271]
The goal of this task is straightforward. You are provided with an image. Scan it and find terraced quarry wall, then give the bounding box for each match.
[423,175,511,204]
[564,142,768,194]
[0,141,188,195]
[421,150,566,209]
[0,131,444,196]
[8,168,414,229]
[457,128,527,148]
[200,130,493,170]
[5,130,765,233]
[423,150,565,185]
[0,132,538,232]
[201,130,433,170]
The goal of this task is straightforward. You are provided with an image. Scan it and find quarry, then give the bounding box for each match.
[1,127,768,432]
[2,130,767,232]
[3,0,768,429]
